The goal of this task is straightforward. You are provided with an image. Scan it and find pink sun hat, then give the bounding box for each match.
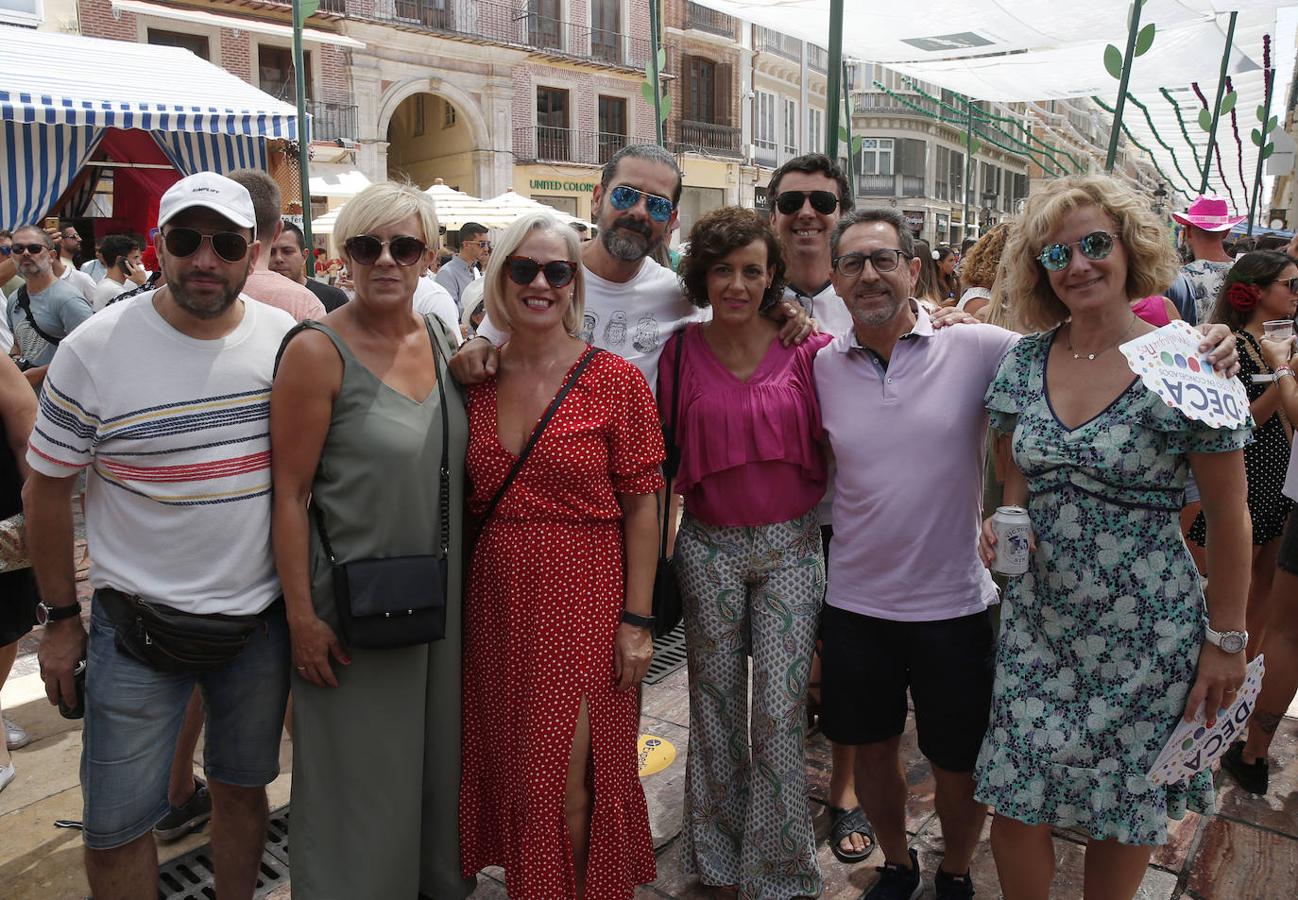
[1172,195,1246,232]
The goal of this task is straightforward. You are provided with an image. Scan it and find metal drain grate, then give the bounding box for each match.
[643,622,688,685]
[156,809,291,899]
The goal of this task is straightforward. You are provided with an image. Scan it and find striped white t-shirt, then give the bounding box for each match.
[27,291,295,615]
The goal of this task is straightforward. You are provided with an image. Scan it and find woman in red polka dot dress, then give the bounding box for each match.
[459,213,664,899]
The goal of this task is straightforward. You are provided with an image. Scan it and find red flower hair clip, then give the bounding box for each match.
[1225,282,1261,311]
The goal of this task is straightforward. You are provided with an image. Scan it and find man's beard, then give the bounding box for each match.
[169,267,248,320]
[599,215,656,262]
[848,291,906,328]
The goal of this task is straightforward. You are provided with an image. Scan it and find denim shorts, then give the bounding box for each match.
[80,592,290,850]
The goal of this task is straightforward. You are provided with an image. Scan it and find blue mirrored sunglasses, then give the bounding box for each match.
[1038,231,1116,271]
[608,185,674,223]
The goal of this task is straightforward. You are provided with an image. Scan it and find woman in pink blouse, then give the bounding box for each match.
[658,207,832,898]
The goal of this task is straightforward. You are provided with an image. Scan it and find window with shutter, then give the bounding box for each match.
[714,62,732,125]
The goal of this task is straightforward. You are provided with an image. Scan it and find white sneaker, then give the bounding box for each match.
[3,717,29,751]
[0,762,14,794]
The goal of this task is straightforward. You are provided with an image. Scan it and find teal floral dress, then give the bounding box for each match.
[972,330,1252,846]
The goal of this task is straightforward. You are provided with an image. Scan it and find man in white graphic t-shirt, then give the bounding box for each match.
[451,144,811,391]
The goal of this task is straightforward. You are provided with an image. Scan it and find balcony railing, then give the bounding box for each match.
[514,126,630,166]
[368,1,649,69]
[684,1,734,38]
[808,44,828,72]
[308,100,358,142]
[671,120,742,158]
[857,173,895,196]
[754,26,800,62]
[853,91,939,117]
[263,0,348,15]
[901,174,925,197]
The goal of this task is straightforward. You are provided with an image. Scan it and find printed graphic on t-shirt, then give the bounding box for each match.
[633,314,660,353]
[603,310,628,348]
[580,313,597,343]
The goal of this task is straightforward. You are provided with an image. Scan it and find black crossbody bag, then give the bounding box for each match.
[276,318,453,650]
[477,347,601,527]
[14,286,62,371]
[651,334,685,638]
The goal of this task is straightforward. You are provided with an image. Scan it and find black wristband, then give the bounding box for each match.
[36,601,81,625]
[620,609,655,629]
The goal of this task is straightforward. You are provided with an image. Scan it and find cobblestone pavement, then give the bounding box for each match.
[3,532,1296,898]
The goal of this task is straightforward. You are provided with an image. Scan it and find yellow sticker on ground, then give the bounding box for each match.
[637,734,676,777]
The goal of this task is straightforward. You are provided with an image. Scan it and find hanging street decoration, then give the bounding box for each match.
[1103,0,1153,172]
[1196,11,1239,195]
[1248,34,1278,235]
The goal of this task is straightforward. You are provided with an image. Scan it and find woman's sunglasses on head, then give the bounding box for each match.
[1037,231,1116,271]
[344,235,427,267]
[774,190,840,216]
[608,185,674,223]
[162,228,250,263]
[506,255,577,288]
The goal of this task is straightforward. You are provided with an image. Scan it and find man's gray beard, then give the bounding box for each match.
[849,294,906,328]
[600,226,652,262]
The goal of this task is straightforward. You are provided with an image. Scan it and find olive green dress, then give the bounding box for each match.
[289,315,474,899]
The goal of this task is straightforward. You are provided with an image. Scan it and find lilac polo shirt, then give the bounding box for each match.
[815,302,1019,622]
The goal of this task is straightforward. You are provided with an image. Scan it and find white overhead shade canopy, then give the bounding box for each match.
[687,0,1289,67]
[690,1,1292,206]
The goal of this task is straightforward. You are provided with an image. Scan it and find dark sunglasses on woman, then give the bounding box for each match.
[344,235,427,267]
[162,228,250,263]
[506,255,578,288]
[1037,231,1116,271]
[774,190,840,216]
[607,185,674,223]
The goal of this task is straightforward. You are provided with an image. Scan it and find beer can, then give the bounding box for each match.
[991,506,1031,576]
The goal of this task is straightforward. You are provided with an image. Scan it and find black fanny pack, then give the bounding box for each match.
[98,588,268,673]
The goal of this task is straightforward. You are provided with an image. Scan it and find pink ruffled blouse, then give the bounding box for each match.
[657,324,833,527]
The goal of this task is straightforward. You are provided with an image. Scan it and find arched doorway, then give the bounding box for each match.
[386,92,475,192]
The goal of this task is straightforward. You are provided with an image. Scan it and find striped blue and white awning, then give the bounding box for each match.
[0,25,300,139]
[0,25,303,230]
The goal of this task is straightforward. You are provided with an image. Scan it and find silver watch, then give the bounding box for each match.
[1203,619,1248,654]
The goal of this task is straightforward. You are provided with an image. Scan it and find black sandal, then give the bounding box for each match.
[828,805,876,864]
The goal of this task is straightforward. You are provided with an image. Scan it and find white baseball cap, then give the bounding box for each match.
[158,172,257,234]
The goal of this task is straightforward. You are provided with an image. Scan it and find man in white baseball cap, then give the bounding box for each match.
[26,169,295,900]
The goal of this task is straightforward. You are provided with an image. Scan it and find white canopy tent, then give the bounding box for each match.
[690,1,1295,207]
[309,170,372,199]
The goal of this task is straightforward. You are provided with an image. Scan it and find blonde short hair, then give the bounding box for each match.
[334,181,440,254]
[483,212,585,335]
[1002,175,1179,331]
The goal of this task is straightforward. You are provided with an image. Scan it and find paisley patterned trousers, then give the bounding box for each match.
[674,511,824,899]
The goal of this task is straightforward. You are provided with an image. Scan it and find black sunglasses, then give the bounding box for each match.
[345,235,427,267]
[9,243,48,255]
[774,190,840,216]
[163,228,250,263]
[506,255,577,288]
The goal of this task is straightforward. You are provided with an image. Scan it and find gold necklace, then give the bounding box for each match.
[1065,315,1138,361]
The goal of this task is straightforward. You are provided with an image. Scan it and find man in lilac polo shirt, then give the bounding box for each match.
[815,207,1016,900]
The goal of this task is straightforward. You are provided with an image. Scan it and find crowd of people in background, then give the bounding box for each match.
[3,139,1298,900]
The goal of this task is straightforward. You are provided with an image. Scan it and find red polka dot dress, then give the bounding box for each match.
[460,349,665,899]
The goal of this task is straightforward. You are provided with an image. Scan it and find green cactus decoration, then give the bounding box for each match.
[641,49,671,128]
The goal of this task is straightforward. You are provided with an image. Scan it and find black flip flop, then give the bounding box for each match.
[828,805,876,864]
